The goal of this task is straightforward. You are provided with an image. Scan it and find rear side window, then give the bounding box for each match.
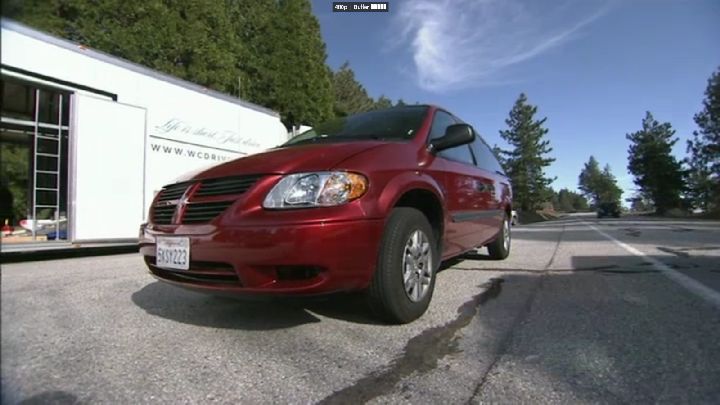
[471,136,505,174]
[430,111,474,165]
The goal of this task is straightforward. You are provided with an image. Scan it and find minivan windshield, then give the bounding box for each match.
[283,105,429,146]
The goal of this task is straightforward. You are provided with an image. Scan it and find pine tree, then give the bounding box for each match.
[5,0,336,130]
[599,164,623,204]
[554,188,588,212]
[272,0,334,128]
[578,156,623,206]
[332,62,374,116]
[626,112,685,214]
[578,156,603,205]
[491,144,507,172]
[686,67,720,211]
[571,192,589,211]
[546,186,559,210]
[628,192,654,212]
[371,95,393,111]
[230,0,281,101]
[499,94,556,211]
[7,0,240,94]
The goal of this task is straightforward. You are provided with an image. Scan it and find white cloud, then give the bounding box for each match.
[393,0,610,92]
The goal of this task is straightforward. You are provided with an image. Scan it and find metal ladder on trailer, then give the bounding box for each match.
[31,90,63,241]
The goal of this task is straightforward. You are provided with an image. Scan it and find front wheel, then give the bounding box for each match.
[367,207,439,324]
[487,213,511,260]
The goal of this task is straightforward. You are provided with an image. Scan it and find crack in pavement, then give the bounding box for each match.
[451,266,661,275]
[467,224,568,403]
[321,223,580,404]
[544,224,566,270]
[600,269,661,274]
[466,276,545,405]
[317,278,505,404]
[669,227,693,232]
[621,228,642,237]
[679,246,720,251]
[657,246,691,258]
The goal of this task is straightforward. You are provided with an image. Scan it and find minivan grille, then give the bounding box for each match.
[157,183,189,202]
[195,175,262,197]
[182,201,234,224]
[152,205,176,225]
[150,175,262,225]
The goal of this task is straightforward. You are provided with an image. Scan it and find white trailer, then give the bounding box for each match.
[0,19,288,248]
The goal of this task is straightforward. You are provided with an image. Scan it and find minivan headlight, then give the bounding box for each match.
[263,172,368,209]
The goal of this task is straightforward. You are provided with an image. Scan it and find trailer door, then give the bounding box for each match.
[70,94,146,241]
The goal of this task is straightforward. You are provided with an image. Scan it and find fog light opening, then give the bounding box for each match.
[276,266,322,281]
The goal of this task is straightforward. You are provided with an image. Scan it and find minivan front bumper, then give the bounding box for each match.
[139,218,385,296]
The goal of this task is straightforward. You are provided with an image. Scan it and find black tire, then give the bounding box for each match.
[487,213,511,260]
[367,207,439,324]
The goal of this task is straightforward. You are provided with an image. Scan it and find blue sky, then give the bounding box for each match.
[311,0,720,201]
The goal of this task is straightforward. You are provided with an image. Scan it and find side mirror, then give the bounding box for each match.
[429,124,475,152]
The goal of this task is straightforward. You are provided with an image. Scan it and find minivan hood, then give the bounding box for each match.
[186,141,385,181]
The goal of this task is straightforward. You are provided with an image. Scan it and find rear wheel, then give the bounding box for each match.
[367,207,439,324]
[487,213,511,260]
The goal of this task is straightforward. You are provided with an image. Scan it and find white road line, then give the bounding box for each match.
[583,220,720,310]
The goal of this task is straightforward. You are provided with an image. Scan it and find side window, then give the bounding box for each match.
[471,135,505,174]
[430,111,475,165]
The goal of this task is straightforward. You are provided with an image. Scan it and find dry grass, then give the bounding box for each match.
[517,210,560,225]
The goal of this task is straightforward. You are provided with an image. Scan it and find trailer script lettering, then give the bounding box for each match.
[155,119,261,149]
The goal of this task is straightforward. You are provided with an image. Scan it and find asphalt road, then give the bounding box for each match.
[2,214,719,404]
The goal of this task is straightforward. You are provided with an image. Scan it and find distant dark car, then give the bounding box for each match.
[597,202,621,218]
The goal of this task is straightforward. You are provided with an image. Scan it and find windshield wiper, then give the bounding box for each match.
[284,136,332,146]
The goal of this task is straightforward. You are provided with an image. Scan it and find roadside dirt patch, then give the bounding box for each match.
[518,210,561,225]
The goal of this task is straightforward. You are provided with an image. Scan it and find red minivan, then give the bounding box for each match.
[139,105,512,323]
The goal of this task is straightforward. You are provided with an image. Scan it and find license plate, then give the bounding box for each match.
[156,237,190,270]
